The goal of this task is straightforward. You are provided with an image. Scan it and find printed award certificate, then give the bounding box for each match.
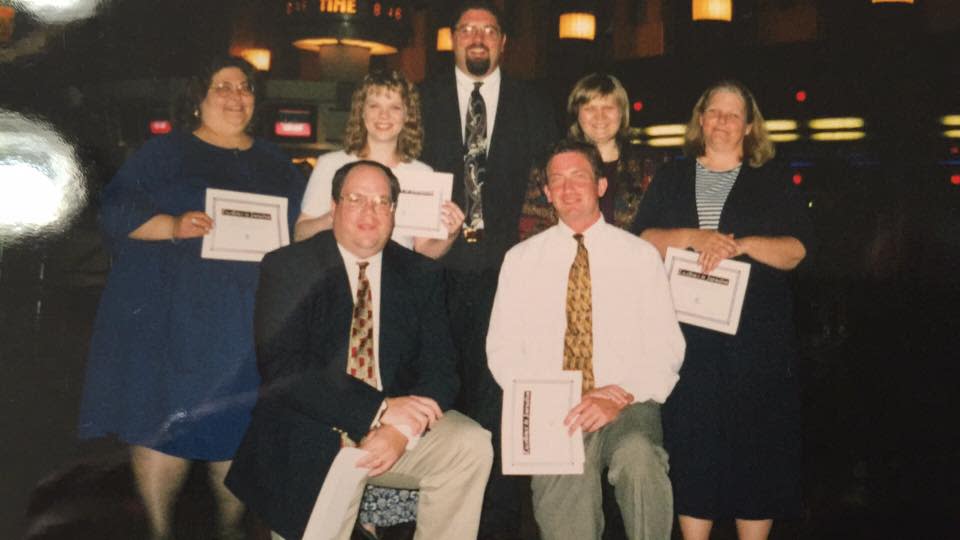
[664,246,751,335]
[393,171,453,240]
[501,371,585,475]
[201,188,289,262]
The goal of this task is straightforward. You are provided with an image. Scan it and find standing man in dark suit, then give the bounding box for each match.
[226,161,493,540]
[419,2,558,538]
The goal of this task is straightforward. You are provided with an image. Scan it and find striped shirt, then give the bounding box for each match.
[695,160,741,230]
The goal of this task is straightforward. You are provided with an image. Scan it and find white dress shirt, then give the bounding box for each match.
[455,66,501,146]
[487,219,686,404]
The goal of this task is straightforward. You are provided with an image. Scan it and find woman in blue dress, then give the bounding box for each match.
[78,56,304,539]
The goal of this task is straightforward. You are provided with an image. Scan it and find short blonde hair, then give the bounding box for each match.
[683,80,775,168]
[566,73,631,142]
[343,70,423,162]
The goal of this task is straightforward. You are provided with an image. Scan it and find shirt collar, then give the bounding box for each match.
[555,215,606,243]
[336,243,383,274]
[455,65,501,92]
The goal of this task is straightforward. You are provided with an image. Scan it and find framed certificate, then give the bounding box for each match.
[501,371,585,475]
[392,171,453,240]
[201,188,290,262]
[665,247,751,335]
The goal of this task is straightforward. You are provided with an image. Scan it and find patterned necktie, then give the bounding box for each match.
[341,262,377,447]
[463,81,486,241]
[347,262,377,388]
[563,234,595,394]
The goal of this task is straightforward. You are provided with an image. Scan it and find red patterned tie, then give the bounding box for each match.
[347,261,377,387]
[563,234,595,394]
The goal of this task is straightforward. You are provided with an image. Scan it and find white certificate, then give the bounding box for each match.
[201,188,289,262]
[392,171,453,240]
[302,447,370,540]
[501,371,585,475]
[665,246,751,335]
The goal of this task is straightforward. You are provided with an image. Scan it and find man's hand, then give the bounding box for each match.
[564,385,633,434]
[380,396,443,435]
[356,424,408,477]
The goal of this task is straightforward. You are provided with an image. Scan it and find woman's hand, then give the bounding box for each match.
[439,201,465,237]
[689,230,738,273]
[172,211,214,239]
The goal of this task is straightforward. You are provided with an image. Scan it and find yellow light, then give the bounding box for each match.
[644,124,686,137]
[293,38,397,55]
[238,48,272,71]
[558,12,596,41]
[940,115,960,127]
[692,0,732,22]
[769,133,800,142]
[810,131,866,142]
[808,117,865,130]
[765,119,798,132]
[436,27,452,51]
[944,130,960,139]
[871,0,914,4]
[647,136,685,147]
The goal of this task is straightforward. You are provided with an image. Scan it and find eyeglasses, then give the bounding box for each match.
[340,192,395,214]
[454,24,501,40]
[210,81,255,98]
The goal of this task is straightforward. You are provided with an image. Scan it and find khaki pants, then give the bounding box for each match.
[274,411,492,540]
[531,401,672,540]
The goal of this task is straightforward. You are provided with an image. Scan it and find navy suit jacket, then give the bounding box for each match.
[419,68,557,272]
[225,231,458,539]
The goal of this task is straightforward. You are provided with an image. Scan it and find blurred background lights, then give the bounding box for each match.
[0,110,86,240]
[15,0,102,24]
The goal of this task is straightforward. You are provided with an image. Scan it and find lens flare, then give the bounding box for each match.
[0,110,87,241]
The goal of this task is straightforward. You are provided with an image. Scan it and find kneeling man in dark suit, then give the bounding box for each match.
[227,160,493,540]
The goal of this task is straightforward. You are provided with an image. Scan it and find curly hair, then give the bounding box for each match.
[683,80,775,168]
[566,73,631,143]
[175,56,258,132]
[342,70,423,162]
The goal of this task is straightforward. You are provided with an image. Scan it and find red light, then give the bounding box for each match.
[149,120,172,135]
[275,121,312,138]
[792,172,803,186]
[794,90,807,103]
[632,100,644,112]
[950,146,959,156]
[951,174,960,186]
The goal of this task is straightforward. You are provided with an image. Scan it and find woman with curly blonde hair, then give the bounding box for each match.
[296,69,463,258]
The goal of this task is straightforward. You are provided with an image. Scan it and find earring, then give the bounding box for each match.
[193,108,200,118]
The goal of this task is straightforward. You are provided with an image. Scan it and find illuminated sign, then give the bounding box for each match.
[281,1,409,55]
[270,106,316,141]
[149,120,172,135]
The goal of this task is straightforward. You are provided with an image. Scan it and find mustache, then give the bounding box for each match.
[467,44,489,53]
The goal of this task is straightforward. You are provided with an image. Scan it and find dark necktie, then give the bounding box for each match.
[563,234,595,394]
[463,81,486,242]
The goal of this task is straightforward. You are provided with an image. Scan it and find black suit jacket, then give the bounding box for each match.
[225,232,458,540]
[419,68,557,272]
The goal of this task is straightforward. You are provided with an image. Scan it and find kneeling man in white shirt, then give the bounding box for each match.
[487,140,686,540]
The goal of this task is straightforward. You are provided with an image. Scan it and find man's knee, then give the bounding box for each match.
[608,432,668,483]
[444,411,494,467]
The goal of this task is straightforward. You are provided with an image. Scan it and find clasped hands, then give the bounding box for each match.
[690,229,747,274]
[356,395,442,476]
[564,385,634,435]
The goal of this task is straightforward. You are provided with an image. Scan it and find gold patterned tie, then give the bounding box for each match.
[347,262,377,387]
[342,262,377,447]
[563,234,595,394]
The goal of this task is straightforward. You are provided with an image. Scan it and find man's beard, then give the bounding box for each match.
[466,57,491,76]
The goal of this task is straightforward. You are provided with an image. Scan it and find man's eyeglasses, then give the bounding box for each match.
[454,24,501,40]
[210,81,255,98]
[340,192,395,214]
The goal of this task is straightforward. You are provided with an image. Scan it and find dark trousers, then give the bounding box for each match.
[445,267,522,540]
